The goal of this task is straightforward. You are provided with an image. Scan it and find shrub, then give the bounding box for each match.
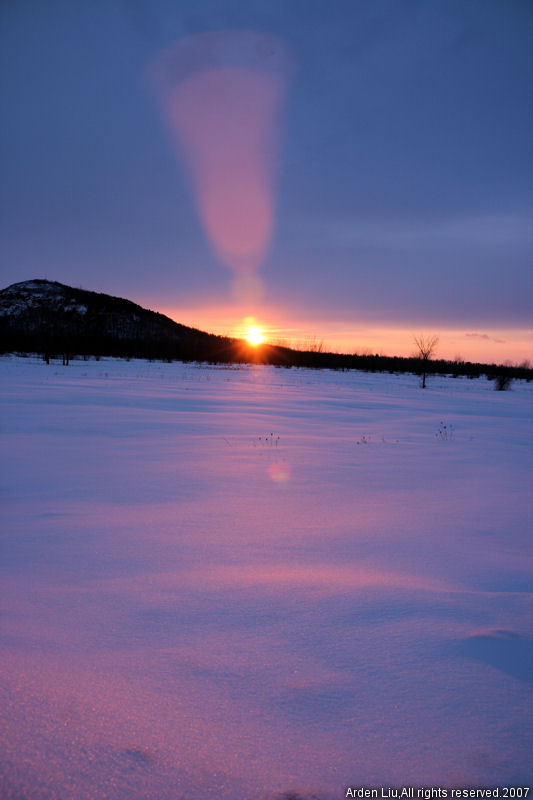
[494,375,512,391]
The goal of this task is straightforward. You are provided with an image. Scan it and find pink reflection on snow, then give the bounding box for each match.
[144,563,453,596]
[151,31,290,276]
[267,459,291,483]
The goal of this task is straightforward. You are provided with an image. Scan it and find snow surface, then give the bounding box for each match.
[1,356,532,799]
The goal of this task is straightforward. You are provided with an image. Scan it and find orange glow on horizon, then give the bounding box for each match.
[156,302,532,365]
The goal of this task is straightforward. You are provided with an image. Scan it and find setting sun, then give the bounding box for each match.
[246,325,264,346]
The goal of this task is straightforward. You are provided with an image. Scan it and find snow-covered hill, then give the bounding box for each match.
[0,279,89,317]
[0,278,223,360]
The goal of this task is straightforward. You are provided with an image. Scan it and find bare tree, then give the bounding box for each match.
[413,333,439,388]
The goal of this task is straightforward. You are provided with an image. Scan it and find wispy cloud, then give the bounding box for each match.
[465,332,506,344]
[309,213,533,250]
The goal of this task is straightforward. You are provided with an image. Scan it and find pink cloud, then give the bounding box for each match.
[150,31,290,277]
[465,332,506,344]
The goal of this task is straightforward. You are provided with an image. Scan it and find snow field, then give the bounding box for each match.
[1,357,532,799]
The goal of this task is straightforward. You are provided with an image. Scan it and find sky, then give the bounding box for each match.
[1,0,532,362]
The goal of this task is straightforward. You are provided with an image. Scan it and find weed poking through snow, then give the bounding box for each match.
[254,433,280,448]
[436,422,454,441]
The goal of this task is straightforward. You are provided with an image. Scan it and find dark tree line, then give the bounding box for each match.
[1,324,531,384]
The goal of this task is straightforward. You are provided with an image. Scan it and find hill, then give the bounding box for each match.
[0,279,236,363]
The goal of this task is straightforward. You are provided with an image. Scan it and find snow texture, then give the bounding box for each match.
[1,356,532,799]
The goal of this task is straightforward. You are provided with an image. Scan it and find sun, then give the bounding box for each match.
[246,325,265,346]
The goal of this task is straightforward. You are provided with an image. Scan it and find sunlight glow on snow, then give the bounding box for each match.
[267,460,290,483]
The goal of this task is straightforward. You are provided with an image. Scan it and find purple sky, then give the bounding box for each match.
[1,0,532,360]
